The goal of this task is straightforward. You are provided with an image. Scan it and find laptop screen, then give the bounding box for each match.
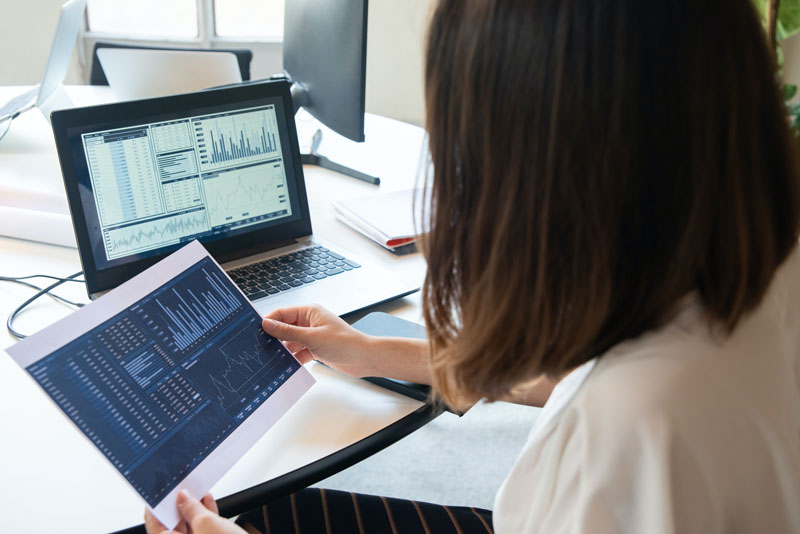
[53,81,311,296]
[81,103,293,266]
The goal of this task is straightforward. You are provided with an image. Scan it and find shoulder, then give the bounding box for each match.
[495,245,800,533]
[553,256,800,532]
[578,241,800,434]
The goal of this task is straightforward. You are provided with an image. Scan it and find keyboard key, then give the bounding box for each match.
[228,246,359,297]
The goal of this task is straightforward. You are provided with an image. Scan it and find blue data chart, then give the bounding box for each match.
[184,323,289,413]
[138,266,242,352]
[25,257,301,507]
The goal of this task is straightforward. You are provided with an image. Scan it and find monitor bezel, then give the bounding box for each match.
[51,80,312,297]
[283,0,367,143]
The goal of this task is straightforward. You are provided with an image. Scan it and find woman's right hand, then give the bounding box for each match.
[262,305,378,378]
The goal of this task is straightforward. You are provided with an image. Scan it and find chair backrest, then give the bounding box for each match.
[89,41,253,85]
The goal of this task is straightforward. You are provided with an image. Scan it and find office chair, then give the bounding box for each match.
[89,41,253,85]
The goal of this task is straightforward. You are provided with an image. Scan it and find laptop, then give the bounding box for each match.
[96,48,243,101]
[0,0,85,123]
[50,80,419,316]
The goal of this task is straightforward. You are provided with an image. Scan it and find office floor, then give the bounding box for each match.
[314,400,541,510]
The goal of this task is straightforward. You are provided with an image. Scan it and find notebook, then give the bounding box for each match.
[333,188,422,253]
[50,79,418,317]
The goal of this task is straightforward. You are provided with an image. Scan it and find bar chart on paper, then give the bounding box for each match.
[193,105,283,171]
[142,264,243,352]
[23,254,303,507]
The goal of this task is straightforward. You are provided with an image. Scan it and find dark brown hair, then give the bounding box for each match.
[422,0,800,408]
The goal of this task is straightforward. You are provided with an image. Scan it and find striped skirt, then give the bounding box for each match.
[235,488,494,534]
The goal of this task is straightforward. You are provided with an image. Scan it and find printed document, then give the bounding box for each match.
[6,240,315,528]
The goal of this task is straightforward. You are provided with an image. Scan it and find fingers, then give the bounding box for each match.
[290,347,315,365]
[262,317,314,346]
[176,489,206,521]
[144,509,186,534]
[201,493,219,515]
[144,508,168,534]
[263,306,312,326]
[283,340,307,354]
[176,490,246,534]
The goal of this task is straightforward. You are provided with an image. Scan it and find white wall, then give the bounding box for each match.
[0,0,431,126]
[782,32,800,89]
[0,0,83,85]
[365,0,431,126]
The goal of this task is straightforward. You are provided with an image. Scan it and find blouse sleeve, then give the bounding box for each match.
[567,411,722,534]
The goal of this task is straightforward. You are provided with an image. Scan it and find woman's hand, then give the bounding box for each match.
[144,491,245,534]
[262,305,379,378]
[262,305,433,385]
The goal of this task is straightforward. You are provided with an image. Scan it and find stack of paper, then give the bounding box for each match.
[333,188,422,253]
[0,180,76,248]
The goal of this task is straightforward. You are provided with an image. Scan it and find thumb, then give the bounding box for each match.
[176,490,213,526]
[262,317,314,345]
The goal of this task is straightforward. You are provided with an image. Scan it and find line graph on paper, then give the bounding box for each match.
[201,163,290,228]
[25,255,303,510]
[185,322,289,411]
[104,210,210,259]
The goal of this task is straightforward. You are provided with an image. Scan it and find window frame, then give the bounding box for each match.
[77,0,284,83]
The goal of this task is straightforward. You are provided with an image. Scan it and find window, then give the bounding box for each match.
[86,0,200,39]
[85,0,285,41]
[215,0,285,40]
[82,0,285,81]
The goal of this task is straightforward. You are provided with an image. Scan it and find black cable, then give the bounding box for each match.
[4,271,85,339]
[0,278,86,308]
[0,112,19,142]
[0,273,85,285]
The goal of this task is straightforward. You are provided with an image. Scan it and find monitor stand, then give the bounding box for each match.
[300,129,380,185]
[290,80,380,186]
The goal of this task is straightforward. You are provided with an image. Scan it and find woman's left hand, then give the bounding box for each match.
[144,490,246,534]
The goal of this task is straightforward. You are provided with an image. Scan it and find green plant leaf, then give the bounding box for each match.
[784,83,798,100]
[752,0,800,40]
[779,0,800,38]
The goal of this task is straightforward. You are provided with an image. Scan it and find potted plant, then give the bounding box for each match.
[755,0,800,130]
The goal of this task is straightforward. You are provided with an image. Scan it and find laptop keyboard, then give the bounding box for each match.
[227,245,361,301]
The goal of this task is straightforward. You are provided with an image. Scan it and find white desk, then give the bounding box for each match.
[0,86,432,533]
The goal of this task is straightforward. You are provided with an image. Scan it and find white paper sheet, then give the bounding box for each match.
[5,240,315,528]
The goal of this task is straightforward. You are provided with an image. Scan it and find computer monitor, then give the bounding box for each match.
[282,0,368,144]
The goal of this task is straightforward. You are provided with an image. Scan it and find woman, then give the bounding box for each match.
[146,0,800,532]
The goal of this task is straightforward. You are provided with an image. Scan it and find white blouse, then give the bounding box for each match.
[493,245,800,533]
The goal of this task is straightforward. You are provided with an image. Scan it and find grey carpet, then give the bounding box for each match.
[314,400,541,510]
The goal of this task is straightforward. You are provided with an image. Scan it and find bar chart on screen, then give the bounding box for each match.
[193,105,283,172]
